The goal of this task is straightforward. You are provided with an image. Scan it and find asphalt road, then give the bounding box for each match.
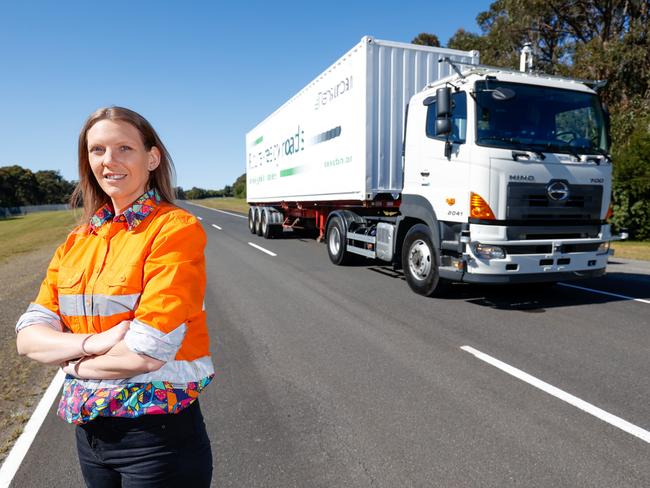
[10,202,650,487]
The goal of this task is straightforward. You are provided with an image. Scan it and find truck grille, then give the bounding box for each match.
[507,183,602,221]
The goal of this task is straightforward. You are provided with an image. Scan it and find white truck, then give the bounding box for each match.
[246,36,617,296]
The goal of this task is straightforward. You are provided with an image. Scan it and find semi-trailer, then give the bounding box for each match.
[246,36,619,296]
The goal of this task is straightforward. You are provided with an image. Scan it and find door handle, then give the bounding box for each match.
[420,171,430,177]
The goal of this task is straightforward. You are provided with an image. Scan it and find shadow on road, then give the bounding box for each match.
[366,264,650,312]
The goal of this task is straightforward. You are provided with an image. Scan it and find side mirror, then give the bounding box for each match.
[436,87,451,117]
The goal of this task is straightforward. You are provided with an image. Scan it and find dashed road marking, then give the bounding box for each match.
[211,224,222,230]
[559,283,650,304]
[196,216,203,221]
[248,242,277,257]
[461,346,650,444]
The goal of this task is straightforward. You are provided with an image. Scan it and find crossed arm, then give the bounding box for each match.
[16,321,165,380]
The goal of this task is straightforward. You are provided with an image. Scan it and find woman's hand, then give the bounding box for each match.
[83,321,130,356]
[61,359,81,378]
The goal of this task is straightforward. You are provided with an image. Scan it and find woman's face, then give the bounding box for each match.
[87,119,161,214]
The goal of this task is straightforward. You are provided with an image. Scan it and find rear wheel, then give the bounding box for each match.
[261,210,274,239]
[402,224,447,296]
[248,207,256,234]
[255,208,263,236]
[326,217,354,265]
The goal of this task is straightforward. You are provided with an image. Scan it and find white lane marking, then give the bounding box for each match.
[184,201,247,219]
[0,369,66,486]
[211,224,222,231]
[196,216,203,221]
[461,346,650,444]
[559,282,650,305]
[248,242,277,257]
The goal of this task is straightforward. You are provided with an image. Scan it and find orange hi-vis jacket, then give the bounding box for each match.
[16,190,214,423]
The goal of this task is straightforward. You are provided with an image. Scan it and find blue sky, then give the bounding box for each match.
[0,1,492,190]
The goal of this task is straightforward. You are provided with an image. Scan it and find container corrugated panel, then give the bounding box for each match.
[246,36,478,204]
[366,38,479,197]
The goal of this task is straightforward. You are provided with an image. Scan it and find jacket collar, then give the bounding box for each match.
[89,188,161,232]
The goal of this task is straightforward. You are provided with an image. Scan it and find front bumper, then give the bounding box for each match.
[449,267,606,284]
[438,223,611,284]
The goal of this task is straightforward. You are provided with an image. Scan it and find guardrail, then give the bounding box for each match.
[0,204,70,218]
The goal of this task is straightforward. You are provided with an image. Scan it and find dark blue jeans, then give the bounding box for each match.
[75,401,212,487]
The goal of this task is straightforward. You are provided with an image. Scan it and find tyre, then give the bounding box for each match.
[261,210,273,239]
[401,224,447,297]
[326,216,354,265]
[248,207,256,234]
[255,208,263,236]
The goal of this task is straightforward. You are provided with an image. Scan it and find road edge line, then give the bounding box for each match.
[0,369,66,487]
[184,202,247,219]
[461,345,650,444]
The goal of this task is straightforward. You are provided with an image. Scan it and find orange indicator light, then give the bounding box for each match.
[470,192,496,220]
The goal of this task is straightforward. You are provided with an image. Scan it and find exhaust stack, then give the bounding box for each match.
[520,43,533,72]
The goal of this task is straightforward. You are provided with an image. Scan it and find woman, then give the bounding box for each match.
[15,106,214,487]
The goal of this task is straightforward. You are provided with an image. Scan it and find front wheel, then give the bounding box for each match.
[401,224,447,297]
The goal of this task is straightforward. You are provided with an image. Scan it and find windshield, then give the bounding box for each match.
[474,80,609,156]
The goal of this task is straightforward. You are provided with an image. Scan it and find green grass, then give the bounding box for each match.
[610,240,650,261]
[188,197,249,215]
[0,210,78,263]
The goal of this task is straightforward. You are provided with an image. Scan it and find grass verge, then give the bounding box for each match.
[187,197,249,215]
[0,210,78,264]
[610,240,650,261]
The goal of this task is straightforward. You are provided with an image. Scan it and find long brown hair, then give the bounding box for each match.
[70,106,176,223]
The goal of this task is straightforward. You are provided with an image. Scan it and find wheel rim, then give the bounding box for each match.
[408,239,432,280]
[248,210,254,231]
[261,213,267,233]
[329,226,341,256]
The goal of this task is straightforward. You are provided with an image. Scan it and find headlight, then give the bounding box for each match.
[472,243,506,259]
[597,241,610,255]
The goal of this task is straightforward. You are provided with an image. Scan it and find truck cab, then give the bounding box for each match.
[399,67,613,294]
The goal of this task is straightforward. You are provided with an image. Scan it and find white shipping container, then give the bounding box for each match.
[246,36,479,203]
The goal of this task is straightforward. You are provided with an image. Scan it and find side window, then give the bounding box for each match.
[425,92,467,143]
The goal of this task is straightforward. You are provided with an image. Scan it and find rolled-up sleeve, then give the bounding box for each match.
[15,242,65,334]
[124,215,206,362]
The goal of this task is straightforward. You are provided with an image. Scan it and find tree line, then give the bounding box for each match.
[176,173,246,200]
[0,165,76,208]
[412,0,650,240]
[0,164,247,209]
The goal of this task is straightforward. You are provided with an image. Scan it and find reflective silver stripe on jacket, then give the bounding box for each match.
[68,355,215,388]
[58,293,140,317]
[124,319,187,362]
[15,303,63,333]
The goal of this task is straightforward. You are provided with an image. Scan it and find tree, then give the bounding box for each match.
[185,187,209,200]
[411,32,441,47]
[233,173,246,199]
[447,28,484,52]
[174,186,186,200]
[34,170,75,204]
[0,165,40,207]
[611,116,650,239]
